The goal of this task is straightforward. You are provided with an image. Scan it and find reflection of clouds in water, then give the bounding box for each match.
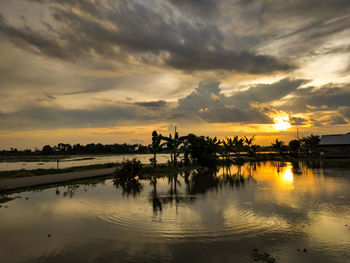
[223,203,291,236]
[307,208,350,251]
[2,161,350,262]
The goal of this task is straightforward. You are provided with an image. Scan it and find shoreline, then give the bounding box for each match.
[2,157,349,192]
[0,167,116,192]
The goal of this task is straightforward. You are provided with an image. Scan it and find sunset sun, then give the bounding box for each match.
[273,117,291,130]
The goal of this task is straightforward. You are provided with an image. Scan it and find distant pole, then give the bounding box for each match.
[297,128,300,140]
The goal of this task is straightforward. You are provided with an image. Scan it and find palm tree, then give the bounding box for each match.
[272,139,285,155]
[221,138,232,161]
[232,136,244,157]
[244,135,256,156]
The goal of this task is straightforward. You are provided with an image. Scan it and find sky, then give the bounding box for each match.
[0,0,350,149]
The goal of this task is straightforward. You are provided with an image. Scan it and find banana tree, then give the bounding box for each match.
[149,131,162,167]
[162,127,187,166]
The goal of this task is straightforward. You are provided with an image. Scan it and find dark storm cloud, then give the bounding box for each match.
[0,0,294,73]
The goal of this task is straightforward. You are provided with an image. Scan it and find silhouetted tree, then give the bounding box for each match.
[186,134,220,168]
[161,126,187,166]
[149,131,163,167]
[300,135,320,157]
[289,139,301,157]
[272,139,286,155]
[42,145,54,154]
[244,135,256,156]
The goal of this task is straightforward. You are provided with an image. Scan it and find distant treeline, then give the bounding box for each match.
[0,143,154,155]
[0,133,320,158]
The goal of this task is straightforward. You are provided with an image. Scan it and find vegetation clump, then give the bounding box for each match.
[115,158,142,179]
[251,248,276,263]
[113,159,143,197]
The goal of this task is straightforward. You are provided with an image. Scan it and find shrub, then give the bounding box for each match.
[115,158,142,179]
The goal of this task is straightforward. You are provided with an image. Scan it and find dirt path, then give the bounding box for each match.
[0,167,116,191]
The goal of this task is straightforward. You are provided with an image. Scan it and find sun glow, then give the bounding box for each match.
[273,117,291,130]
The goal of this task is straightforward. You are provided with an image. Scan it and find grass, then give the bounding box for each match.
[0,162,119,179]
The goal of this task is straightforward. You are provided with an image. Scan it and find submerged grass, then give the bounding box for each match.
[251,248,276,263]
[0,162,119,179]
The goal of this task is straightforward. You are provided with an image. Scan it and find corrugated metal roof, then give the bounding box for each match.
[320,133,350,145]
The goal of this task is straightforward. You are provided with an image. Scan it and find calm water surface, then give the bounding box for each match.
[0,154,172,171]
[1,161,350,262]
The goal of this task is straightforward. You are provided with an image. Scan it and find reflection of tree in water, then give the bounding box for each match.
[272,161,287,174]
[186,168,220,195]
[146,164,255,214]
[55,183,98,198]
[148,172,195,215]
[150,177,162,214]
[186,164,255,194]
[113,177,143,197]
[166,173,181,203]
[221,165,245,188]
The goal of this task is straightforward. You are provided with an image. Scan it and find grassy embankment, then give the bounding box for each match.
[0,163,119,179]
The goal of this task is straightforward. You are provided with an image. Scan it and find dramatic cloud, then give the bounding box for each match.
[0,102,169,130]
[282,84,350,112]
[175,82,277,124]
[227,78,309,109]
[0,0,294,73]
[1,0,350,148]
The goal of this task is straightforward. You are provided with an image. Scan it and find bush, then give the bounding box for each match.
[115,158,142,178]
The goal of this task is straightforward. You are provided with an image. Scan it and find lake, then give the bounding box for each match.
[1,161,350,262]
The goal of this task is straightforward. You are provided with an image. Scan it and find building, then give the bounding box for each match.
[319,133,350,158]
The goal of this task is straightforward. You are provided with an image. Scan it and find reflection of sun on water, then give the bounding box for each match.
[283,166,294,183]
[278,165,294,190]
